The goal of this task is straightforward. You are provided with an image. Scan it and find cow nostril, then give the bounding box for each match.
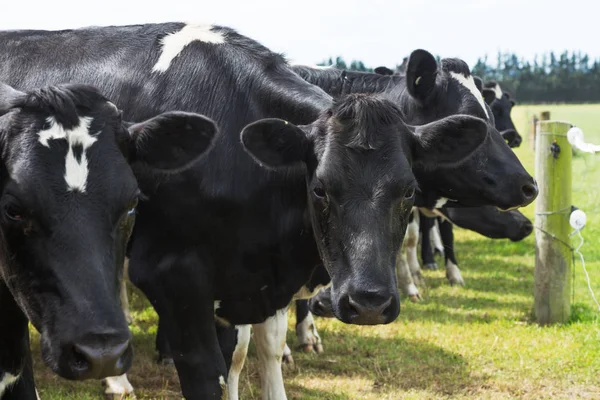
[523,221,533,235]
[522,183,538,199]
[71,345,90,372]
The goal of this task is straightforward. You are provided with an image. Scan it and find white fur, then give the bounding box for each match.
[283,343,292,359]
[153,24,225,73]
[430,219,444,255]
[434,197,449,208]
[227,325,251,400]
[102,374,134,397]
[493,83,503,100]
[396,234,418,298]
[449,72,489,118]
[407,283,419,297]
[295,312,321,347]
[293,281,332,300]
[38,116,97,193]
[253,308,288,400]
[0,373,20,397]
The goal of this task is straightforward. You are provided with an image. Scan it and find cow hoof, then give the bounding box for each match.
[301,343,315,353]
[409,293,422,303]
[448,277,465,286]
[446,261,465,286]
[282,353,295,370]
[315,343,324,354]
[107,392,136,400]
[424,263,439,270]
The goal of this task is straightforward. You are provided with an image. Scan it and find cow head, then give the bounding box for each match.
[0,83,216,380]
[241,93,487,325]
[443,206,533,241]
[396,49,537,210]
[480,81,522,148]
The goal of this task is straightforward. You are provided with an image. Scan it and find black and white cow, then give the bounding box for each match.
[474,78,521,148]
[0,82,216,399]
[288,56,537,354]
[0,24,502,399]
[375,68,522,149]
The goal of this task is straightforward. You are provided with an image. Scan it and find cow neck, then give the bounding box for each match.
[292,66,404,97]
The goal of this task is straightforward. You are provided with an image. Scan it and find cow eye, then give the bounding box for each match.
[312,181,326,199]
[405,187,416,199]
[4,203,24,222]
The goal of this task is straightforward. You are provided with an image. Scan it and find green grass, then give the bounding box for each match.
[32,104,600,399]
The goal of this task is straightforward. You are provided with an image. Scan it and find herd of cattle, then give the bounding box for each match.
[0,22,538,400]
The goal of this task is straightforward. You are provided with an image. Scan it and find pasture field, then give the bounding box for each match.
[32,104,600,399]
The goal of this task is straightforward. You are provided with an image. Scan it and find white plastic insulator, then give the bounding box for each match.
[570,209,587,231]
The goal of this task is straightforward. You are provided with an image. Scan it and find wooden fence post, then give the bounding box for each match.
[534,120,572,325]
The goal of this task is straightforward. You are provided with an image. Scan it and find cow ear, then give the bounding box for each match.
[412,115,488,169]
[406,49,438,102]
[0,83,24,116]
[482,88,496,105]
[374,66,394,76]
[241,118,312,168]
[127,111,217,172]
[473,76,483,92]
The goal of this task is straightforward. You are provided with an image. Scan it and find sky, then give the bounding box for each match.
[0,0,597,69]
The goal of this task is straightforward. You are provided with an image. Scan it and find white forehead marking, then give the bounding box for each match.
[153,24,225,73]
[493,83,503,100]
[449,72,489,118]
[38,116,98,193]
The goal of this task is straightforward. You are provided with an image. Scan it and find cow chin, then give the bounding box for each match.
[328,275,400,326]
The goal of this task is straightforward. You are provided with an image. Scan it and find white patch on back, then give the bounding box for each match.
[449,72,489,118]
[153,24,226,73]
[0,373,20,396]
[38,116,97,193]
[493,83,503,99]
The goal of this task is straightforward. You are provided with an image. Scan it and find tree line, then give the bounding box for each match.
[318,52,600,104]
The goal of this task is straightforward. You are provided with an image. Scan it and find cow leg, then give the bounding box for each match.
[395,242,420,302]
[430,219,445,256]
[156,317,174,365]
[439,219,465,286]
[128,251,227,400]
[405,209,424,286]
[420,214,439,270]
[295,300,323,354]
[253,308,289,400]
[0,284,37,400]
[221,325,250,400]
